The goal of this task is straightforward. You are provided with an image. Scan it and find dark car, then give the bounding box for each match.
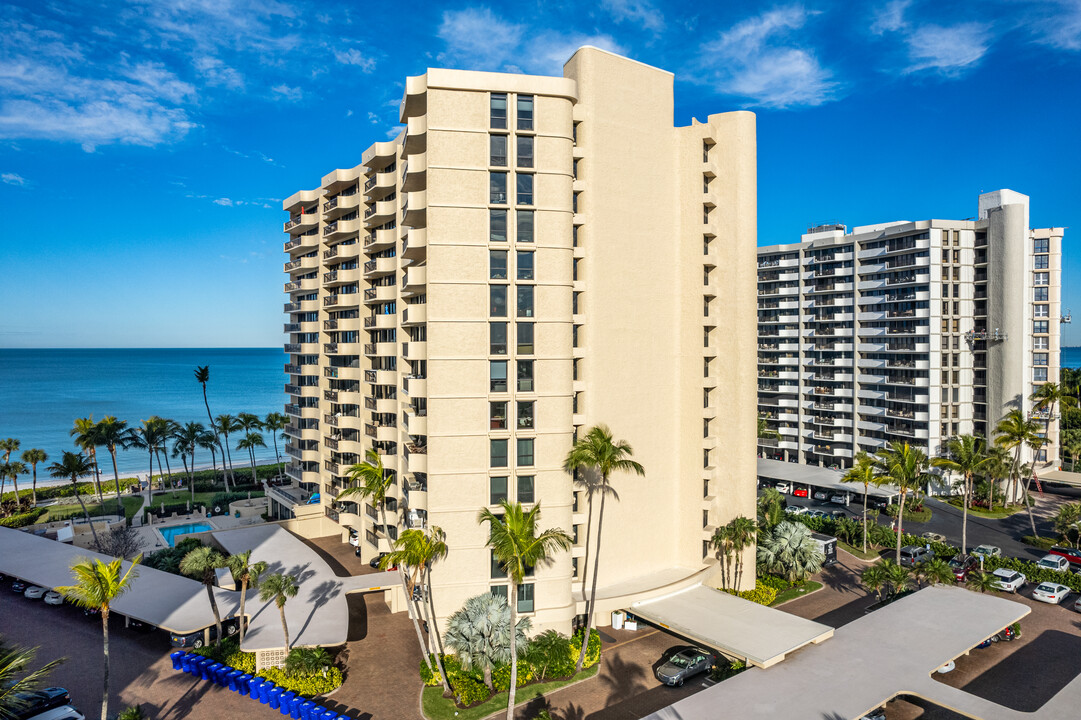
[8,687,71,720]
[369,552,397,570]
[655,648,716,687]
[11,580,27,593]
[1049,545,1081,566]
[949,554,979,581]
[169,620,238,648]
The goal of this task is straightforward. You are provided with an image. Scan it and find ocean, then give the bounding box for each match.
[0,348,287,476]
[1063,346,1081,369]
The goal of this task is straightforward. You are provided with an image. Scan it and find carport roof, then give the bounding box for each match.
[630,584,833,668]
[757,457,900,498]
[1039,468,1081,488]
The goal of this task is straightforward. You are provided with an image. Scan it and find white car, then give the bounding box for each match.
[1037,554,1071,573]
[972,544,1001,558]
[785,505,808,515]
[830,494,849,505]
[806,509,828,519]
[936,660,956,674]
[44,591,64,606]
[775,482,792,494]
[1032,582,1071,604]
[24,586,48,600]
[991,569,1026,593]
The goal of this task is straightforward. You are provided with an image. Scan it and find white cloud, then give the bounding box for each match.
[2,172,27,186]
[903,23,993,74]
[1029,0,1081,51]
[194,56,244,89]
[367,111,379,124]
[213,197,234,206]
[601,0,665,32]
[437,7,524,69]
[870,0,911,35]
[271,84,302,102]
[698,6,837,108]
[334,47,375,72]
[522,32,626,75]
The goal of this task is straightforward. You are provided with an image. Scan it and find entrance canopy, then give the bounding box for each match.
[631,584,833,668]
[1038,468,1081,488]
[758,458,901,500]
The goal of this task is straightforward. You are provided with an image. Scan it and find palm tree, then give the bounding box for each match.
[563,424,644,674]
[981,445,1012,512]
[1053,502,1081,548]
[95,417,129,512]
[3,461,27,514]
[259,572,299,650]
[47,452,100,547]
[214,414,241,491]
[196,366,231,490]
[0,438,20,500]
[757,415,778,439]
[1031,381,1077,435]
[871,441,931,563]
[56,555,141,720]
[995,409,1043,536]
[917,557,955,587]
[842,451,878,554]
[1064,439,1081,472]
[284,647,333,676]
[756,488,785,532]
[884,559,913,598]
[966,571,998,593]
[756,521,824,583]
[126,417,168,504]
[0,640,64,717]
[932,435,991,554]
[70,416,104,503]
[226,550,268,643]
[236,413,263,467]
[20,448,47,506]
[263,412,288,479]
[859,563,887,600]
[710,524,734,590]
[443,593,526,693]
[155,418,180,491]
[235,431,266,488]
[179,547,227,648]
[172,422,205,502]
[479,501,571,720]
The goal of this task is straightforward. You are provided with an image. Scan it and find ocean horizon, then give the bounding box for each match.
[0,347,288,476]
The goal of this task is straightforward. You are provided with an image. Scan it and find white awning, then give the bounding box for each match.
[631,584,833,668]
[757,458,901,499]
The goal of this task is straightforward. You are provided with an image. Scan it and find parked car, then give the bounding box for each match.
[860,710,886,720]
[43,591,64,606]
[347,528,360,547]
[25,707,84,720]
[655,647,716,687]
[7,688,71,720]
[169,620,238,648]
[1032,582,1071,604]
[829,494,848,505]
[24,586,48,600]
[774,482,792,494]
[1037,554,1071,573]
[936,660,956,674]
[11,580,27,593]
[812,490,830,501]
[921,532,946,543]
[899,546,933,568]
[1049,545,1081,566]
[1074,595,1081,613]
[792,487,809,498]
[369,552,397,570]
[972,545,1001,558]
[991,568,1026,593]
[785,505,808,515]
[948,554,979,581]
[806,509,828,519]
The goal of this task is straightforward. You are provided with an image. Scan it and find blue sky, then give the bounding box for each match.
[2,0,1079,348]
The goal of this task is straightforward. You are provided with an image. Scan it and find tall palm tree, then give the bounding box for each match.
[842,451,878,554]
[3,461,27,514]
[263,412,288,480]
[982,445,1012,512]
[20,448,47,506]
[443,593,525,693]
[196,366,231,490]
[47,452,100,547]
[710,523,734,590]
[563,424,644,674]
[0,640,64,717]
[729,516,758,589]
[1031,381,1077,446]
[179,547,227,648]
[0,438,20,499]
[259,572,299,650]
[932,435,991,554]
[155,418,180,491]
[215,414,241,491]
[56,555,141,720]
[197,430,219,480]
[235,431,265,488]
[236,413,263,466]
[871,441,931,563]
[70,416,104,503]
[917,557,955,587]
[225,550,268,643]
[479,500,571,720]
[995,409,1043,536]
[1063,439,1081,472]
[126,417,167,504]
[95,417,129,512]
[171,421,205,501]
[756,521,824,583]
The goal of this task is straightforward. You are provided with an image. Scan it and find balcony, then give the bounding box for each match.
[402,228,427,261]
[401,304,427,326]
[364,257,396,278]
[365,228,397,251]
[402,266,426,296]
[364,285,397,304]
[403,190,426,228]
[403,375,427,397]
[323,192,362,220]
[402,341,427,361]
[284,214,318,235]
[364,199,396,228]
[324,217,361,241]
[404,409,427,436]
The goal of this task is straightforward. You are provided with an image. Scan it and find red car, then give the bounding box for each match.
[792,487,809,498]
[1049,545,1081,567]
[949,554,978,581]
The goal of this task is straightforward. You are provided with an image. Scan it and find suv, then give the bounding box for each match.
[9,689,70,720]
[1049,545,1081,567]
[1037,554,1071,573]
[899,546,933,568]
[948,554,979,581]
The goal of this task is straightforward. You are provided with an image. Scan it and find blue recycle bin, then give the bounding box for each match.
[320,711,338,720]
[236,674,252,695]
[297,700,315,720]
[257,680,274,704]
[278,691,296,715]
[197,658,213,681]
[206,662,223,684]
[217,665,233,686]
[267,686,284,710]
[249,677,266,700]
[227,670,242,691]
[170,651,185,670]
[180,654,195,674]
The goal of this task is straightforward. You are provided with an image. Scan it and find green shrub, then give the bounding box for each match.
[571,628,601,669]
[756,575,791,592]
[983,556,1081,592]
[420,653,462,687]
[0,508,46,528]
[452,674,491,707]
[492,661,533,691]
[143,537,205,575]
[259,666,343,696]
[116,706,146,720]
[211,492,253,510]
[1023,535,1057,551]
[525,629,575,680]
[724,582,777,606]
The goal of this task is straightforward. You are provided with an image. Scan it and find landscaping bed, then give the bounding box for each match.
[421,665,599,720]
[191,640,343,696]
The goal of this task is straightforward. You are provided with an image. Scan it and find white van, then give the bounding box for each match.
[27,707,85,720]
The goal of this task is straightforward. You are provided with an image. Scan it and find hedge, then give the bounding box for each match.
[788,513,960,559]
[0,508,46,528]
[983,556,1081,593]
[724,582,778,606]
[2,477,141,503]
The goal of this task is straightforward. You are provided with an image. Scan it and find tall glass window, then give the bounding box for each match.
[490,285,508,316]
[490,93,507,129]
[517,475,535,503]
[490,250,508,280]
[490,209,507,242]
[517,360,534,392]
[517,251,534,280]
[490,135,507,166]
[517,286,534,317]
[517,136,534,168]
[490,360,508,392]
[490,476,508,505]
[516,322,534,354]
[490,172,507,204]
[491,551,507,578]
[517,401,534,430]
[490,439,508,467]
[516,210,534,243]
[517,583,534,613]
[517,95,533,130]
[516,174,533,206]
[490,401,508,430]
[516,438,534,466]
[491,323,508,355]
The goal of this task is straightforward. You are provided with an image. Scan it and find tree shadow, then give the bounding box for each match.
[600,651,648,706]
[296,579,342,643]
[518,692,552,719]
[818,562,861,594]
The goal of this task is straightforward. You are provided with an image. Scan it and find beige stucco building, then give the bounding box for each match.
[278,47,758,634]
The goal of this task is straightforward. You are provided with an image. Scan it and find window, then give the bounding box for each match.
[703,176,710,193]
[1035,304,1049,317]
[490,476,508,505]
[516,210,534,242]
[1034,272,1049,286]
[490,401,508,430]
[703,207,710,224]
[489,250,508,280]
[517,475,535,503]
[491,322,508,355]
[1034,352,1049,366]
[517,322,534,354]
[702,140,710,162]
[517,401,534,430]
[704,236,712,255]
[703,418,710,438]
[517,251,534,280]
[490,285,508,316]
[517,95,533,130]
[490,172,507,204]
[490,360,508,392]
[491,551,507,578]
[490,135,507,166]
[572,292,579,315]
[1035,255,1049,269]
[490,93,507,129]
[517,360,534,392]
[490,439,508,468]
[517,136,534,168]
[1035,336,1049,349]
[1034,367,1049,382]
[516,174,533,205]
[1034,320,1049,334]
[1034,287,1048,302]
[517,286,534,317]
[1034,238,1049,253]
[517,438,534,466]
[517,583,534,613]
[490,585,508,601]
[490,209,508,242]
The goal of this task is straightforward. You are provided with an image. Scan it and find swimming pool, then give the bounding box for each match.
[159,522,213,547]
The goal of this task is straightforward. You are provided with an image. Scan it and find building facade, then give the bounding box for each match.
[280,47,758,634]
[756,190,1065,475]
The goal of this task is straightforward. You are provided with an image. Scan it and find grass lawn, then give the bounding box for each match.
[771,580,823,606]
[421,665,600,720]
[946,499,1024,519]
[838,540,880,561]
[43,495,144,523]
[889,506,932,523]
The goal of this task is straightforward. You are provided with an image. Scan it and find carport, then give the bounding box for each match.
[757,457,901,504]
[630,584,834,668]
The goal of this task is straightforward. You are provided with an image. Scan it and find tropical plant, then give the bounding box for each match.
[19,448,46,507]
[563,425,644,674]
[871,442,931,562]
[524,630,574,681]
[756,487,785,532]
[94,417,129,512]
[842,451,879,554]
[214,414,241,491]
[966,571,999,593]
[756,521,824,583]
[70,416,104,503]
[479,500,571,719]
[1064,439,1081,473]
[980,445,1012,511]
[171,422,206,502]
[236,413,264,463]
[263,412,288,479]
[180,546,228,648]
[1,461,26,516]
[284,647,333,676]
[116,706,146,720]
[235,431,266,490]
[125,416,170,502]
[259,572,299,650]
[995,409,1044,536]
[0,438,19,501]
[932,435,991,554]
[859,563,887,600]
[917,557,956,587]
[1053,502,1081,548]
[226,550,268,643]
[443,592,527,693]
[757,415,778,439]
[711,516,757,590]
[56,554,141,720]
[1032,381,1077,431]
[47,452,100,546]
[195,366,231,490]
[883,559,913,597]
[0,640,64,719]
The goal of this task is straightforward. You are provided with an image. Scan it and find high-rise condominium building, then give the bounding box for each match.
[279,47,758,634]
[756,190,1065,474]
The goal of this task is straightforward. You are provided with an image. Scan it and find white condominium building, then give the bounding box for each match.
[756,190,1065,474]
[279,47,758,634]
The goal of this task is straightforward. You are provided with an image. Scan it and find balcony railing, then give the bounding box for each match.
[284,343,301,353]
[284,363,301,374]
[323,246,338,260]
[324,295,339,307]
[364,176,377,191]
[325,342,339,354]
[324,389,338,402]
[324,221,339,236]
[324,270,338,283]
[324,319,338,331]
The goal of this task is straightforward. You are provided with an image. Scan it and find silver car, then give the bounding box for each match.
[655,648,716,687]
